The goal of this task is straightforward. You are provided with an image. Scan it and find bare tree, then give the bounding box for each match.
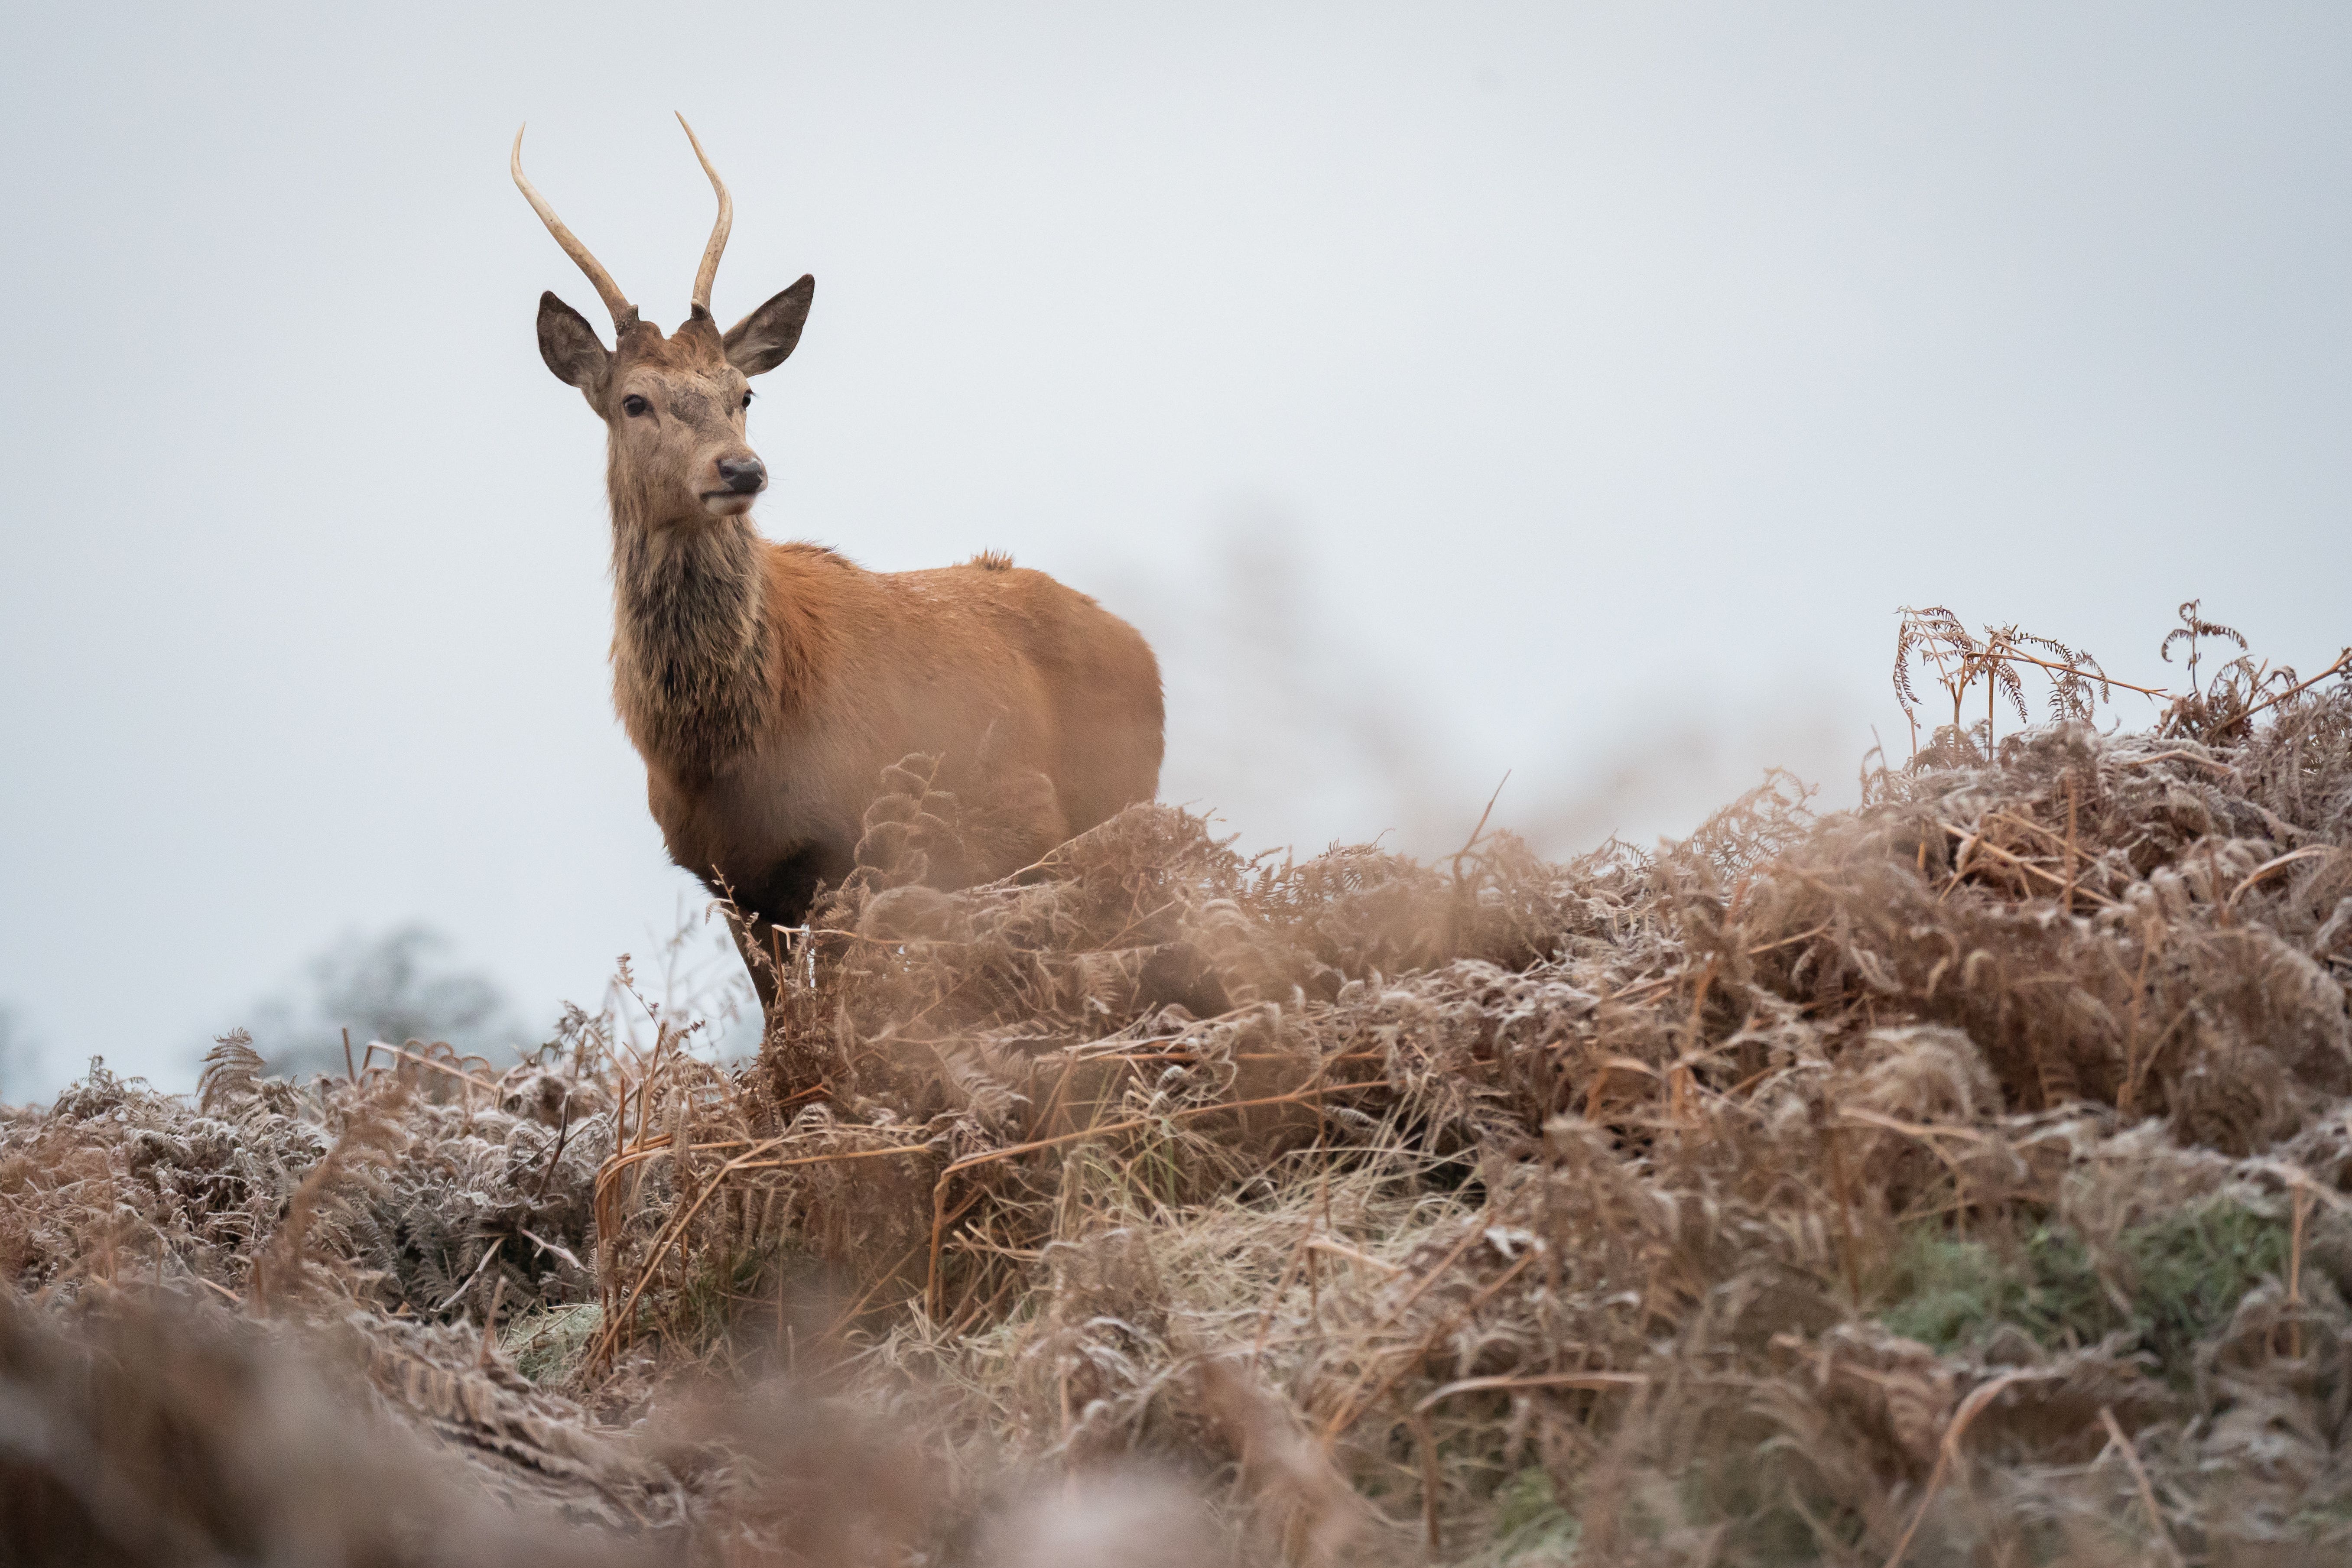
[231,925,519,1080]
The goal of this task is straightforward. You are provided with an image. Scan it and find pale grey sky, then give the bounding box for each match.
[3,3,2346,1095]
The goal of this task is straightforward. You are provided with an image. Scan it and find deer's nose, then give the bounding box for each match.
[718,456,767,495]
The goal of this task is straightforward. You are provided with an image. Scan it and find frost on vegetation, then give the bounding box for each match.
[3,614,2352,1565]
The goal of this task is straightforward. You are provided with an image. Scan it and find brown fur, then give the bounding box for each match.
[534,305,1163,1011]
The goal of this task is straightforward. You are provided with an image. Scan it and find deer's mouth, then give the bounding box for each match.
[699,491,759,517]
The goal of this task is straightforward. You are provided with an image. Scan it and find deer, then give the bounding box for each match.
[512,117,1164,1017]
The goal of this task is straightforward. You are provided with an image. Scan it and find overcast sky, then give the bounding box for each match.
[3,3,2346,1096]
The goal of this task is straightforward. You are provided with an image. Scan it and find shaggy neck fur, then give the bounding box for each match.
[607,477,773,776]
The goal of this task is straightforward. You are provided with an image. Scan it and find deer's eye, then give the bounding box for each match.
[621,394,651,418]
[740,392,754,411]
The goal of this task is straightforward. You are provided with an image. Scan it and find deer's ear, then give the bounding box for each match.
[536,292,609,391]
[723,276,814,377]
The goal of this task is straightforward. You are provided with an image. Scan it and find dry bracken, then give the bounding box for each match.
[5,613,2351,1566]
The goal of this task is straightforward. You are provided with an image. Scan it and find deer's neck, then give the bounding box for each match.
[610,507,774,776]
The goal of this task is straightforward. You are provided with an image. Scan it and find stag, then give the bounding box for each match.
[513,117,1164,1012]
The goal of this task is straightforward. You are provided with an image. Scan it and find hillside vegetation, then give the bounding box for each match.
[5,607,2351,1567]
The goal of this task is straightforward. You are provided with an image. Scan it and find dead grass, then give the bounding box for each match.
[4,606,2351,1565]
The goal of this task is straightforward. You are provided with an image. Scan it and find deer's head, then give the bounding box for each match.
[516,117,813,525]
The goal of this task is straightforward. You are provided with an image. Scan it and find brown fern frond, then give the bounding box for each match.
[197,1031,266,1115]
[247,1081,410,1313]
[2160,597,2248,690]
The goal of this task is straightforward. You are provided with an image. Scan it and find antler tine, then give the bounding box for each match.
[676,113,732,317]
[511,125,637,329]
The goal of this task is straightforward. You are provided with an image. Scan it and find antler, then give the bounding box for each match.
[676,113,732,317]
[510,125,637,330]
